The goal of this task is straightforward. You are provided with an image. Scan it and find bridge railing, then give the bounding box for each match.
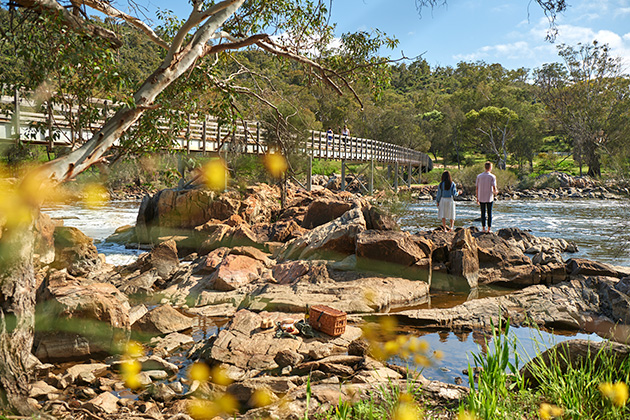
[0,89,432,169]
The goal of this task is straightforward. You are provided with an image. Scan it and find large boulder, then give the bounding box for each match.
[135,185,281,244]
[208,254,266,291]
[301,199,354,229]
[479,262,566,288]
[239,184,282,225]
[475,233,531,267]
[356,230,431,282]
[52,226,101,277]
[388,278,601,333]
[362,204,398,231]
[132,304,194,336]
[278,207,366,261]
[122,239,179,279]
[449,229,479,288]
[566,258,629,278]
[135,188,241,243]
[591,276,630,325]
[35,277,130,362]
[198,309,362,371]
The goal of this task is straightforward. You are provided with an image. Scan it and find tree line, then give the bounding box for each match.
[2,9,629,179]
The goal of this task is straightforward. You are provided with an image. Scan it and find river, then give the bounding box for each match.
[400,198,630,267]
[44,197,630,267]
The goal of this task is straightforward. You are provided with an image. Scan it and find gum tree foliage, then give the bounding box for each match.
[534,41,630,177]
[465,106,519,170]
[0,0,396,415]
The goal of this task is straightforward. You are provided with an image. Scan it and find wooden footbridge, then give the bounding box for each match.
[0,89,432,193]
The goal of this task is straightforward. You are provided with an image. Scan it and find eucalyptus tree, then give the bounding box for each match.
[465,106,518,169]
[535,41,630,177]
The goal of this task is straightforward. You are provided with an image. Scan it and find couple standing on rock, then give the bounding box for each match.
[435,161,498,232]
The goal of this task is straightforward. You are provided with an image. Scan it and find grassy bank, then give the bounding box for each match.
[321,321,630,420]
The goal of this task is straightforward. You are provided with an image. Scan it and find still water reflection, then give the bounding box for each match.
[392,327,604,384]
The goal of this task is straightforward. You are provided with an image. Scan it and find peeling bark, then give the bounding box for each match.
[0,219,38,415]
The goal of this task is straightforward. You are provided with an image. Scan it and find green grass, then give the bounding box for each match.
[318,379,423,420]
[462,321,630,420]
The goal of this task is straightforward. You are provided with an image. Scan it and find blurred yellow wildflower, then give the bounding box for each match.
[82,183,109,208]
[539,402,564,419]
[188,394,239,419]
[433,350,444,360]
[211,365,233,386]
[251,388,274,407]
[458,410,479,420]
[215,393,239,414]
[120,359,142,389]
[393,400,422,420]
[202,159,228,191]
[188,399,217,420]
[263,153,288,178]
[124,340,144,359]
[599,381,629,407]
[189,362,211,383]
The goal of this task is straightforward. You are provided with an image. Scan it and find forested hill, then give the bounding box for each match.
[1,8,628,178]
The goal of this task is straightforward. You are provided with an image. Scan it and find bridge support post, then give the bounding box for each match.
[369,159,374,194]
[341,159,346,191]
[394,161,399,192]
[13,87,20,143]
[408,163,412,188]
[306,155,312,192]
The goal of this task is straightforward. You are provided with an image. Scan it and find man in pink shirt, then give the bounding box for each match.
[476,162,498,233]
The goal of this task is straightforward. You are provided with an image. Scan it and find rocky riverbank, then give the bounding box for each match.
[25,182,630,419]
[408,171,630,201]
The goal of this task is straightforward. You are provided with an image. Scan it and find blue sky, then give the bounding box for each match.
[144,0,630,71]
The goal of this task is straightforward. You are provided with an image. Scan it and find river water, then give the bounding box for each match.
[400,198,630,267]
[42,197,629,384]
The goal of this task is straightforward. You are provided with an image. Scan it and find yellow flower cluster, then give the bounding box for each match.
[120,340,144,389]
[263,153,288,179]
[188,362,242,419]
[599,381,629,407]
[457,410,479,420]
[539,402,564,419]
[202,158,228,191]
[362,317,434,367]
[393,393,423,420]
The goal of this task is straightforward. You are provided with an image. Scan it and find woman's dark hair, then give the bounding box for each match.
[441,171,452,190]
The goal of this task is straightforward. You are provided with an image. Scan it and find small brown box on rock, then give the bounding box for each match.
[309,305,346,336]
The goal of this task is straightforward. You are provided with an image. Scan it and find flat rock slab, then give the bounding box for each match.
[200,309,362,371]
[387,278,602,332]
[246,276,429,314]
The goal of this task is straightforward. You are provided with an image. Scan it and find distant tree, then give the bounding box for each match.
[465,106,518,169]
[535,41,630,177]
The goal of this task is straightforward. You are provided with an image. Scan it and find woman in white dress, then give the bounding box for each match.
[435,170,459,231]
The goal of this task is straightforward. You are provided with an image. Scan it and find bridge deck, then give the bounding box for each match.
[0,92,432,170]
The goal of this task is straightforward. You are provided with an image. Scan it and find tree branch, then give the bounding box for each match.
[14,0,122,48]
[81,0,169,49]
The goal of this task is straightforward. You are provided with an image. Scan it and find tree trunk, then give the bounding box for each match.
[0,217,38,416]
